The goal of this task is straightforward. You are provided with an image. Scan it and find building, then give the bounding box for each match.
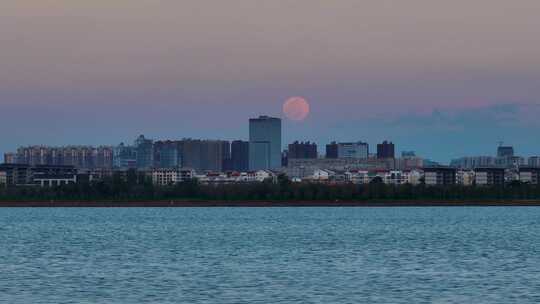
[497,146,514,157]
[284,157,394,179]
[221,141,232,171]
[0,164,77,186]
[178,139,228,172]
[0,164,34,185]
[451,145,524,170]
[288,141,317,159]
[34,174,77,187]
[0,171,6,186]
[406,170,424,185]
[474,168,505,186]
[249,141,271,170]
[3,153,16,164]
[252,170,277,183]
[153,141,181,168]
[14,146,114,169]
[151,168,181,186]
[135,135,154,170]
[325,142,339,159]
[325,141,368,159]
[151,168,195,186]
[311,169,335,181]
[337,142,369,159]
[449,155,524,169]
[113,143,137,169]
[519,167,540,185]
[231,140,249,172]
[401,151,416,157]
[494,156,525,168]
[457,170,475,186]
[384,170,407,185]
[528,157,540,168]
[199,140,227,172]
[377,141,395,159]
[249,116,282,170]
[450,156,496,169]
[281,150,288,167]
[344,170,369,184]
[394,157,424,170]
[95,147,114,169]
[424,167,456,185]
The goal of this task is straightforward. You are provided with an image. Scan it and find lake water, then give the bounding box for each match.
[1,207,540,303]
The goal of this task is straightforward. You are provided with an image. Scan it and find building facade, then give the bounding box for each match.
[519,167,540,184]
[231,140,249,172]
[249,116,282,170]
[288,141,317,159]
[285,157,395,179]
[528,157,540,168]
[113,143,137,169]
[153,141,181,168]
[424,167,456,185]
[497,146,514,157]
[15,146,113,169]
[337,142,369,159]
[135,135,154,170]
[325,142,339,159]
[377,141,395,159]
[474,168,505,186]
[179,139,228,172]
[3,153,16,164]
[0,164,77,186]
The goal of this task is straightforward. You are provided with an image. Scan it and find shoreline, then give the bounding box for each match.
[1,200,540,207]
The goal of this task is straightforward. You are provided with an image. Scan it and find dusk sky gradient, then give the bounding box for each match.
[1,1,539,162]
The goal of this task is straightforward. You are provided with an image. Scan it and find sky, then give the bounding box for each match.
[1,0,539,163]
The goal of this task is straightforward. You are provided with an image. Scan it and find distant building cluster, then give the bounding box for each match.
[449,145,539,170]
[9,146,113,169]
[2,116,539,188]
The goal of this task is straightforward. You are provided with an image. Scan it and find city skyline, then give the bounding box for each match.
[3,3,540,303]
[6,126,538,171]
[2,1,540,161]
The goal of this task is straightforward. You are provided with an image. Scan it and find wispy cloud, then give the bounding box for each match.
[389,102,540,131]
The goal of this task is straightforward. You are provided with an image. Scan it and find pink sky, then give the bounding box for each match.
[1,1,539,161]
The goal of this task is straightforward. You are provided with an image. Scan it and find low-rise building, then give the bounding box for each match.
[311,169,335,181]
[519,167,540,184]
[0,171,6,186]
[407,170,424,185]
[0,164,77,187]
[152,168,181,186]
[248,170,277,183]
[285,158,394,179]
[456,170,475,186]
[384,170,407,185]
[151,168,195,186]
[394,157,424,170]
[528,157,540,168]
[344,170,369,184]
[3,153,16,164]
[34,174,77,187]
[196,172,229,184]
[424,167,456,186]
[474,168,505,186]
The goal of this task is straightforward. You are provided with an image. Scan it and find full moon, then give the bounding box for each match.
[283,97,310,121]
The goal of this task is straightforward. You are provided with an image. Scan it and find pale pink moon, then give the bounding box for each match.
[283,97,310,121]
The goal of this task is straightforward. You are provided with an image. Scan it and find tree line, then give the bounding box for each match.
[1,171,540,202]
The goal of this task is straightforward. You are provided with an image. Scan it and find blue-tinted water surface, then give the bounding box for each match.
[1,207,540,303]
